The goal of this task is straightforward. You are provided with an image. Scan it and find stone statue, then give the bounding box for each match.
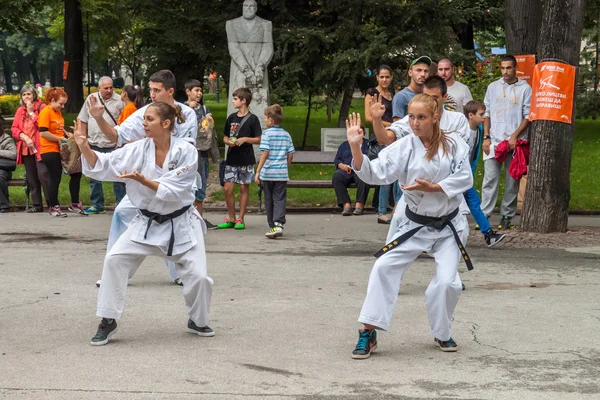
[226,0,273,128]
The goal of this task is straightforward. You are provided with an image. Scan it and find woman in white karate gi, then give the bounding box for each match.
[347,94,473,359]
[74,102,214,346]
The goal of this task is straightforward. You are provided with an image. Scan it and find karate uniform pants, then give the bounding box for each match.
[107,195,180,280]
[97,215,213,327]
[481,153,519,218]
[358,228,466,341]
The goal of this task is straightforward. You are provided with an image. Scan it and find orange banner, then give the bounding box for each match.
[515,55,536,87]
[529,61,576,124]
[63,61,69,80]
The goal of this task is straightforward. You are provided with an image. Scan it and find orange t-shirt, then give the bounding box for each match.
[118,102,137,125]
[38,106,65,154]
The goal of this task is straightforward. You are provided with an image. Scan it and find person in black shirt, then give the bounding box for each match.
[217,88,262,230]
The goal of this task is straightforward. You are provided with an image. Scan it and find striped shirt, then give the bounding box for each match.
[259,127,295,181]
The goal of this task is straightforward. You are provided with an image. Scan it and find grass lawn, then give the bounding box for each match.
[6,97,599,211]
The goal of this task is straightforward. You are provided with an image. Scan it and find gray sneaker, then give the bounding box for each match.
[91,318,118,346]
[187,319,215,337]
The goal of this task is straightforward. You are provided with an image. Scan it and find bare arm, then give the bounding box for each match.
[73,120,98,168]
[369,94,396,145]
[287,152,293,168]
[482,117,491,155]
[254,150,269,184]
[40,131,61,142]
[373,118,396,145]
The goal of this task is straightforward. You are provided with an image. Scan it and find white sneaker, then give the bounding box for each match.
[265,226,283,239]
[49,205,67,218]
[172,277,183,286]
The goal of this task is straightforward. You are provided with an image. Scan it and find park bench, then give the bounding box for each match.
[2,116,30,209]
[257,150,356,212]
[7,178,30,209]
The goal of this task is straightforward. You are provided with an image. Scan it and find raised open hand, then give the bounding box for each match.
[345,113,364,145]
[369,94,386,119]
[88,95,105,120]
[73,119,88,147]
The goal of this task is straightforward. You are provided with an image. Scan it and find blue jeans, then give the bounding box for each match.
[464,187,490,233]
[393,181,403,202]
[195,153,209,202]
[89,145,126,210]
[377,184,392,215]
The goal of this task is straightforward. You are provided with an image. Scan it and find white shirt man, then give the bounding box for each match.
[481,55,531,229]
[438,58,473,113]
[77,76,125,214]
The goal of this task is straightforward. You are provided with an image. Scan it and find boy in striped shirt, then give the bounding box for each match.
[255,105,295,238]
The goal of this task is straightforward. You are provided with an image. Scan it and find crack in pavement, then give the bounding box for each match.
[463,320,517,355]
[0,297,49,311]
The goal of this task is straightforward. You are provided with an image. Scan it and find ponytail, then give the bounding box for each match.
[123,84,145,109]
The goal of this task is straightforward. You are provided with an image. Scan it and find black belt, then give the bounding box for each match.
[374,206,473,271]
[139,205,191,256]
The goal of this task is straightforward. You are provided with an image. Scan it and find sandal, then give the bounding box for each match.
[25,207,43,213]
[342,207,352,216]
[352,208,364,216]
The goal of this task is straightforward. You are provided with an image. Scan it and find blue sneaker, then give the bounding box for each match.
[352,329,377,359]
[84,206,105,215]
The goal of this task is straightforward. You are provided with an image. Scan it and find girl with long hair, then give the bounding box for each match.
[346,93,473,358]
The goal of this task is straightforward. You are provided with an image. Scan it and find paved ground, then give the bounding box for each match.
[1,211,599,399]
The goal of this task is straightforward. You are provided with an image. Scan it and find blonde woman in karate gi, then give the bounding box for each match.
[74,102,214,345]
[347,94,473,359]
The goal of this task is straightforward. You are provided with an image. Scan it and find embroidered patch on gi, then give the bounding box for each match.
[168,160,179,171]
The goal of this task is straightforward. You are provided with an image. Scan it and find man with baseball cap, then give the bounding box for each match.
[391,56,431,122]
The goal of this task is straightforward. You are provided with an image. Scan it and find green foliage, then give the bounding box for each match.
[459,65,501,101]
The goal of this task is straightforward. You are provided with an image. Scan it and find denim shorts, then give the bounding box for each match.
[223,164,254,185]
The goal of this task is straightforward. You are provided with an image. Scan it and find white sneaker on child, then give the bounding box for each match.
[265,225,283,239]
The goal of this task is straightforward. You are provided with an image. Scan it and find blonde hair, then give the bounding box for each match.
[264,104,284,125]
[409,93,450,161]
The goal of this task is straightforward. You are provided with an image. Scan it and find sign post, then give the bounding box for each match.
[515,55,536,87]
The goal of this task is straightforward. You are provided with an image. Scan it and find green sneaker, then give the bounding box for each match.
[234,219,245,230]
[90,318,118,346]
[84,206,105,215]
[217,219,235,229]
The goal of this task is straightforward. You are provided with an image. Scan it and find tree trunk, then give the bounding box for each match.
[327,93,332,123]
[0,50,13,92]
[302,92,312,149]
[521,0,588,233]
[30,55,40,85]
[63,0,85,113]
[337,76,356,128]
[453,21,475,50]
[504,0,542,54]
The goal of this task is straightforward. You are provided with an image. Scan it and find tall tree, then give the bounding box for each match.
[521,0,588,233]
[63,0,84,112]
[504,0,542,54]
